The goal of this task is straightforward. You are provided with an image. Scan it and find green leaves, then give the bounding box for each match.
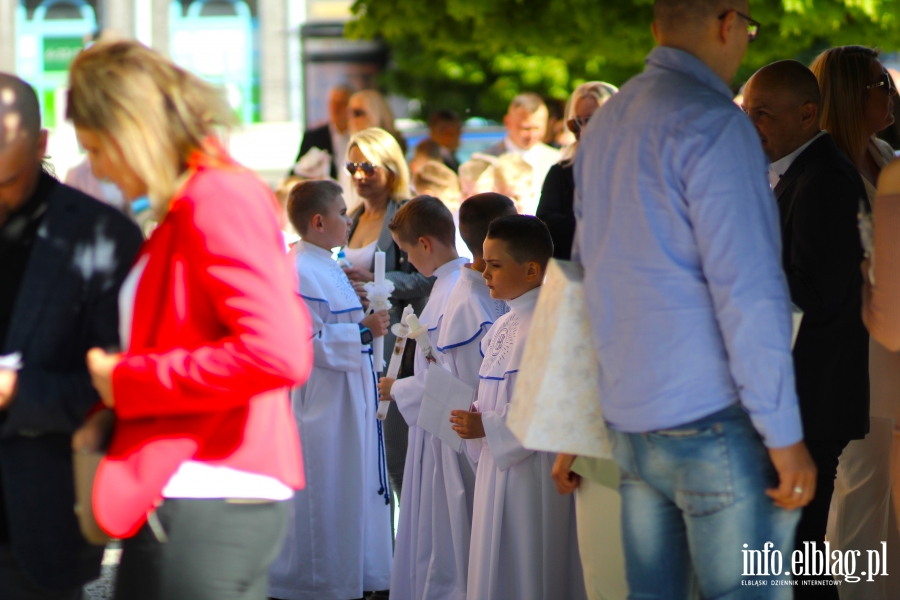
[348,0,900,120]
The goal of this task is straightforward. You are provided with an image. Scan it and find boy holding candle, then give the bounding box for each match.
[269,180,393,600]
[377,196,469,600]
[450,215,586,600]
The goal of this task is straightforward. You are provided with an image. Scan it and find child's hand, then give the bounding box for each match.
[450,409,485,439]
[551,453,581,495]
[378,377,395,401]
[352,281,370,310]
[362,311,390,338]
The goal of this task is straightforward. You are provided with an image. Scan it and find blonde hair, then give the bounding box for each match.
[66,40,234,214]
[413,161,461,210]
[484,153,533,211]
[810,46,881,169]
[349,89,406,152]
[560,81,618,165]
[459,156,493,199]
[348,127,411,200]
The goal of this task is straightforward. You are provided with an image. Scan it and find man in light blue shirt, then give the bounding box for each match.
[573,1,817,597]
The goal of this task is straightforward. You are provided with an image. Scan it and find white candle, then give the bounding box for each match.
[374,251,385,285]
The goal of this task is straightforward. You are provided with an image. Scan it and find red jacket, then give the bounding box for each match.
[93,149,313,538]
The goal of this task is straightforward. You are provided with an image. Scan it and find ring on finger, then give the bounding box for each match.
[793,486,804,495]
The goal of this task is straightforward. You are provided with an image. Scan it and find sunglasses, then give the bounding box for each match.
[567,115,591,136]
[351,108,367,118]
[867,72,896,95]
[346,161,377,177]
[718,10,760,42]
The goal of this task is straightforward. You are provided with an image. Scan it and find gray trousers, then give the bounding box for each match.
[114,499,288,600]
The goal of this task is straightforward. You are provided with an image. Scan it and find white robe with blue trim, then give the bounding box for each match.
[390,257,469,600]
[466,286,587,600]
[269,242,393,600]
[422,265,508,600]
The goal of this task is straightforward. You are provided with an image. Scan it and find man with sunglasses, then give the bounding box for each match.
[574,1,816,598]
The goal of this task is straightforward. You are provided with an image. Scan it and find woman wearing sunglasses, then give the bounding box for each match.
[811,45,900,600]
[535,81,617,260]
[347,90,408,155]
[342,127,434,503]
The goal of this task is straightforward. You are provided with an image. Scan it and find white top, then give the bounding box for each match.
[344,239,378,271]
[117,256,293,501]
[768,131,826,188]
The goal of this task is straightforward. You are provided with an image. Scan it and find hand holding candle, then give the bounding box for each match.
[363,250,394,374]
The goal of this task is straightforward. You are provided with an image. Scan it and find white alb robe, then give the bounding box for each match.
[269,242,393,600]
[466,287,587,600]
[426,265,508,600]
[390,257,469,600]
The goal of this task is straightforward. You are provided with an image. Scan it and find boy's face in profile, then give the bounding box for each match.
[393,233,438,277]
[319,195,353,248]
[482,237,540,300]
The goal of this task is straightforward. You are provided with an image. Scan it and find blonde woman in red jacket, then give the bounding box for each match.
[67,41,313,599]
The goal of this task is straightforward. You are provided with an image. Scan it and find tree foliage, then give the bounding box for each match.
[346,0,900,120]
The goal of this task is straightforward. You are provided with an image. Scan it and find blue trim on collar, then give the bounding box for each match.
[436,321,493,352]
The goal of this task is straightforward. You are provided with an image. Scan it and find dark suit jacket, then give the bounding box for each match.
[775,133,869,441]
[292,123,336,179]
[0,182,142,590]
[536,162,575,260]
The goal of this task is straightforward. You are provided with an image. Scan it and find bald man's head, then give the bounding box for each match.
[743,60,823,162]
[750,60,821,111]
[0,73,41,152]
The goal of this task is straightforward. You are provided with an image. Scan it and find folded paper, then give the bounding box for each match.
[417,363,475,452]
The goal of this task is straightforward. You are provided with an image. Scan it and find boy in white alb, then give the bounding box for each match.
[378,196,469,600]
[451,215,587,600]
[428,193,518,599]
[269,180,393,600]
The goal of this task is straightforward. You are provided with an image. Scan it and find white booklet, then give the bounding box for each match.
[416,363,476,453]
[0,352,22,371]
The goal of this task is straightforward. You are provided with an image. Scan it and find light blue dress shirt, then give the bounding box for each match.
[573,46,803,448]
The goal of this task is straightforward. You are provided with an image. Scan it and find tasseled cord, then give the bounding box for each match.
[368,351,392,505]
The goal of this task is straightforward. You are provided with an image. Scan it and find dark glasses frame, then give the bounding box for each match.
[346,161,377,177]
[718,10,760,42]
[567,115,591,136]
[867,71,897,96]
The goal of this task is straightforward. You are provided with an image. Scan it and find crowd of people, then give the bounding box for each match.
[4,0,900,599]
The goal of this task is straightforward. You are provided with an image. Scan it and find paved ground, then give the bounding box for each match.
[83,546,119,600]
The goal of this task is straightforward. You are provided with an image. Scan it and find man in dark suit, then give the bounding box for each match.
[743,61,870,598]
[290,84,352,179]
[0,74,143,598]
[427,109,462,172]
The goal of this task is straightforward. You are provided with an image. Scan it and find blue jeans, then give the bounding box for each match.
[609,404,800,599]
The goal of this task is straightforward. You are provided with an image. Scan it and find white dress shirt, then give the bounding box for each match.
[768,131,826,189]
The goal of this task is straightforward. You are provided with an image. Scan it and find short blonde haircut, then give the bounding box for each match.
[348,127,411,200]
[349,89,406,151]
[413,160,461,210]
[560,81,618,165]
[491,153,533,208]
[811,46,881,170]
[66,40,234,214]
[459,157,493,199]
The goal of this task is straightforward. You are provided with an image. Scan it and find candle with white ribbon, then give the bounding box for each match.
[364,250,393,374]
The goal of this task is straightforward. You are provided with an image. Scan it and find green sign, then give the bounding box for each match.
[43,37,83,72]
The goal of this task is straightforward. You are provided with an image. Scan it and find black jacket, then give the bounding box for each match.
[775,133,870,441]
[535,162,575,260]
[0,182,142,590]
[292,123,337,179]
